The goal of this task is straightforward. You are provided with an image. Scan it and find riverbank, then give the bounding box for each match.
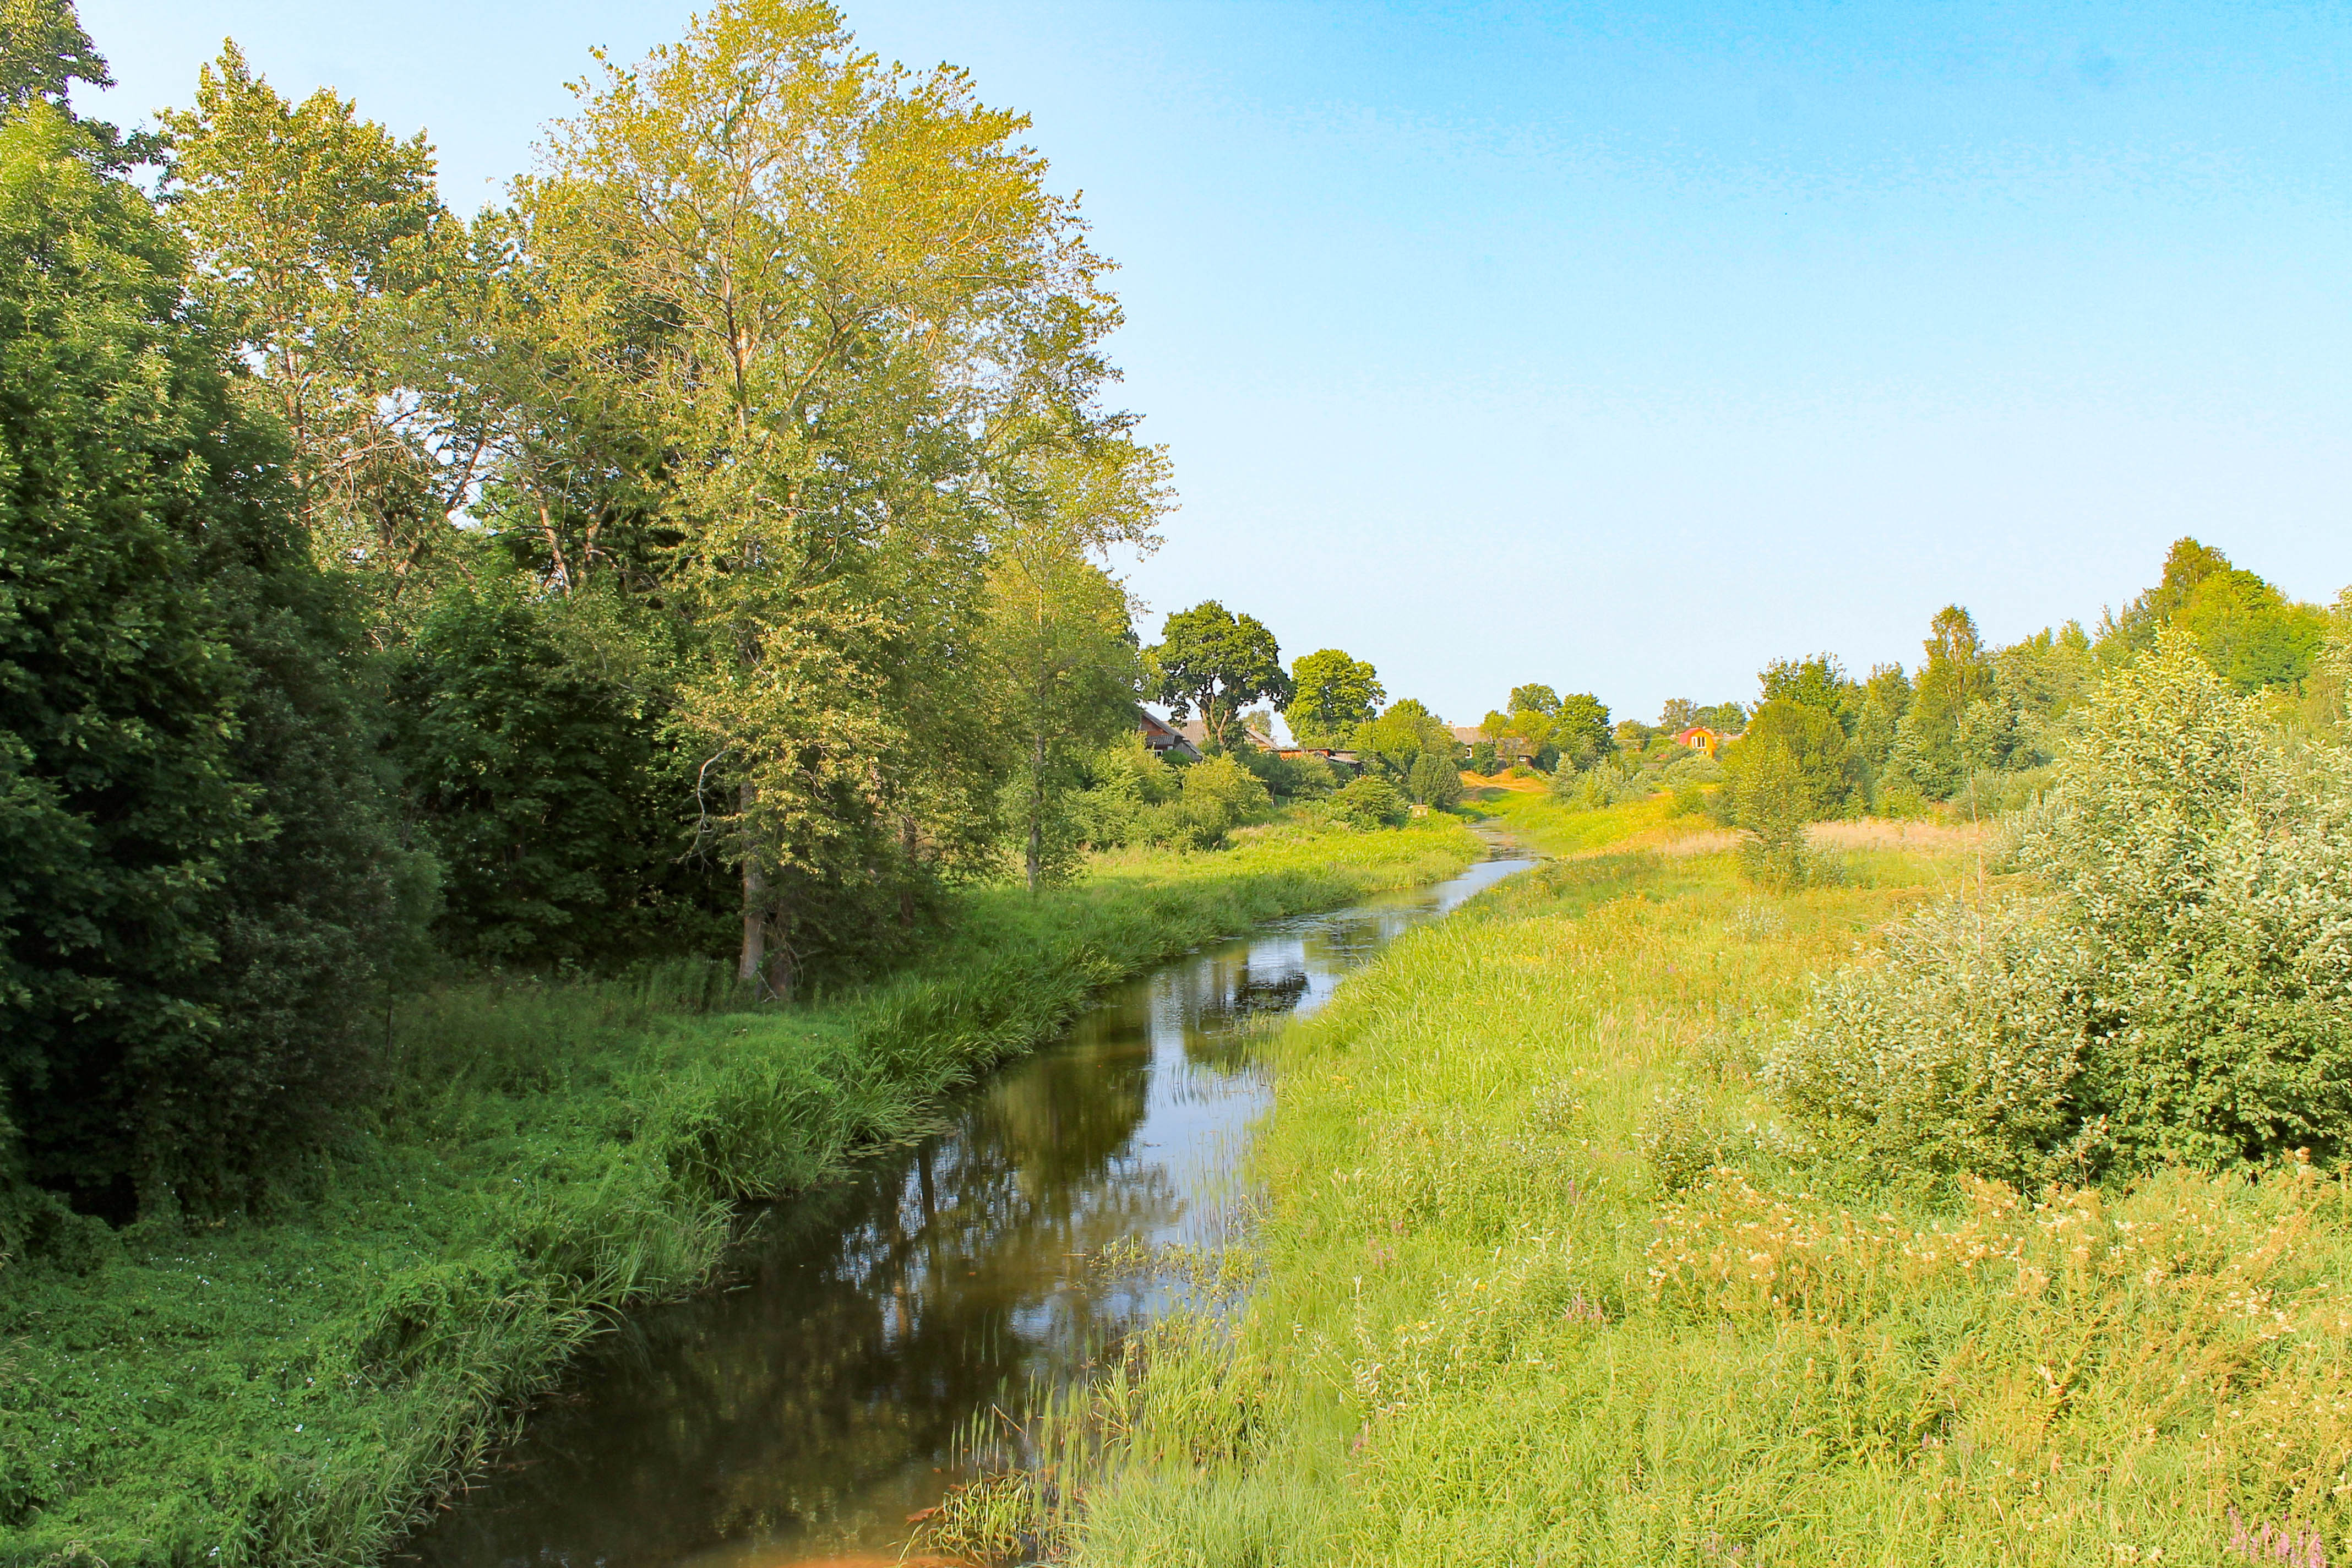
[0,813,1480,1566]
[1042,797,2352,1566]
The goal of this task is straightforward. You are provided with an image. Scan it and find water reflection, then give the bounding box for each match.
[401,855,1531,1568]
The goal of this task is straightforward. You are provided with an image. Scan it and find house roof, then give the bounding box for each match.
[1177,720,1276,752]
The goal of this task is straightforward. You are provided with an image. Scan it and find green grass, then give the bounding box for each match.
[0,813,1480,1566]
[1029,798,2352,1567]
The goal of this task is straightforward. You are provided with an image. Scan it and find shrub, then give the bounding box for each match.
[1182,754,1272,825]
[1732,748,1812,888]
[2022,636,2352,1168]
[1773,635,2352,1184]
[1766,897,2098,1189]
[1333,776,1408,829]
[1405,750,1464,809]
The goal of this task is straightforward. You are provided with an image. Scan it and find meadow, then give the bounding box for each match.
[930,791,2351,1567]
[0,813,1479,1567]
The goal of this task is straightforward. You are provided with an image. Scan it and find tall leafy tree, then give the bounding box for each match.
[1,30,407,1223]
[1550,693,1614,771]
[1507,683,1560,717]
[526,0,1121,995]
[1150,601,1292,753]
[980,435,1163,891]
[1286,647,1383,747]
[1889,605,1995,799]
[161,46,483,611]
[1352,698,1454,782]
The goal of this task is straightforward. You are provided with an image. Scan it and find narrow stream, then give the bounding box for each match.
[400,850,1532,1568]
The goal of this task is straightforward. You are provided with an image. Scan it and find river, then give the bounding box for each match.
[399,848,1532,1568]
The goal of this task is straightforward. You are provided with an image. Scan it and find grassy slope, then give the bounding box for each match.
[1072,799,2352,1566]
[0,814,1479,1566]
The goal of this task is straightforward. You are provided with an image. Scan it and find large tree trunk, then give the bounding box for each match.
[765,897,794,1004]
[899,813,918,928]
[737,780,771,992]
[1025,731,1046,894]
[738,858,768,986]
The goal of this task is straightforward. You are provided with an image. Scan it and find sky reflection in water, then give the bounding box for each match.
[400,855,1531,1568]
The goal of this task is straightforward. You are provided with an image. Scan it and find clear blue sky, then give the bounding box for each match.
[78,0,2352,726]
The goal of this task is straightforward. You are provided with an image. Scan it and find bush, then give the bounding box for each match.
[1071,736,1181,848]
[1183,754,1272,824]
[1766,898,2098,1189]
[1333,776,1409,829]
[1405,750,1464,809]
[1240,747,1337,801]
[1773,636,2352,1185]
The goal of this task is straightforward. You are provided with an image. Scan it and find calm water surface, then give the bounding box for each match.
[400,852,1532,1568]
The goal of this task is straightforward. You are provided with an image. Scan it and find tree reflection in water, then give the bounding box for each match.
[400,857,1531,1568]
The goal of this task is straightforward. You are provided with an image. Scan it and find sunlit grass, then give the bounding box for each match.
[1007,797,2352,1567]
[0,812,1482,1566]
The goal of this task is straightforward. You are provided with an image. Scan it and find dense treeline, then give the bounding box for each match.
[0,0,1207,1233]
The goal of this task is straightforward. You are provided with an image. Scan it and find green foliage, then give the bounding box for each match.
[1778,639,2352,1184]
[2177,567,2328,693]
[981,513,1147,892]
[1286,648,1383,749]
[385,579,732,967]
[2099,537,2328,696]
[1404,749,1463,809]
[0,0,107,112]
[1349,696,1453,782]
[1151,601,1293,753]
[1506,683,1560,716]
[1768,898,2097,1189]
[0,96,406,1222]
[1717,699,1856,884]
[1757,652,1851,715]
[0,821,1482,1563]
[1550,692,1613,770]
[1239,745,1338,802]
[1333,775,1409,829]
[1172,754,1273,843]
[1068,734,1180,850]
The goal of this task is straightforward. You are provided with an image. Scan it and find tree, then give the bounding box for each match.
[2177,569,2328,693]
[1888,605,1995,800]
[1,74,409,1223]
[1,0,107,111]
[1723,699,1856,884]
[1508,684,1560,717]
[1150,601,1292,753]
[982,518,1146,892]
[1286,647,1383,747]
[527,0,1119,996]
[2096,539,2327,695]
[161,45,483,613]
[385,579,732,966]
[1758,653,1853,719]
[1551,693,1613,771]
[1351,697,1453,783]
[1407,749,1464,809]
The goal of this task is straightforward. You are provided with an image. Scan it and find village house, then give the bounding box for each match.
[1136,707,1203,762]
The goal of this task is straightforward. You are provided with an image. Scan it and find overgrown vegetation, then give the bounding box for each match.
[0,813,1479,1564]
[922,603,2352,1566]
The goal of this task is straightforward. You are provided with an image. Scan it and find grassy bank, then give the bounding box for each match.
[0,813,1479,1566]
[1027,798,2352,1567]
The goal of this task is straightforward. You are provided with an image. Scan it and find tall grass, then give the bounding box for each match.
[1006,799,2352,1567]
[0,813,1480,1566]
